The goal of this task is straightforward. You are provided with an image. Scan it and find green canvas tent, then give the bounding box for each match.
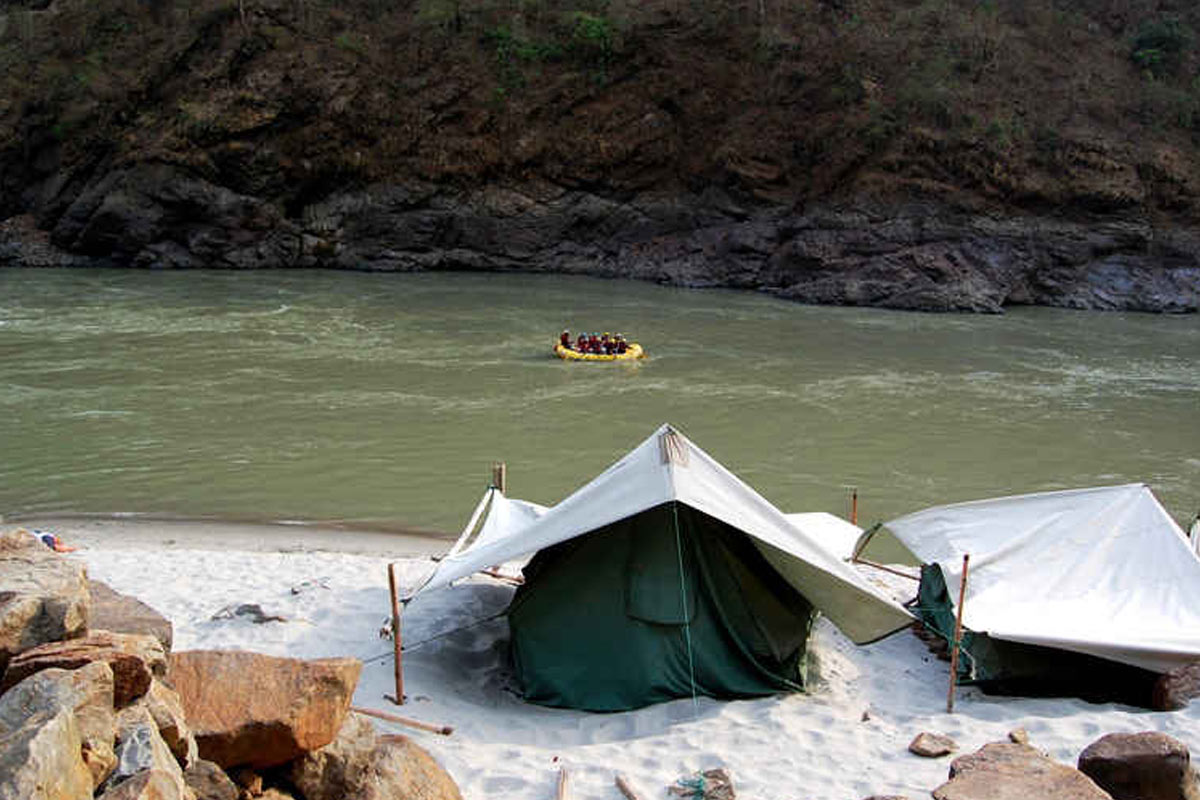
[408,424,912,712]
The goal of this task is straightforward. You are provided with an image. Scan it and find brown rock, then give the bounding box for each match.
[142,679,197,769]
[2,630,167,706]
[182,760,238,800]
[1008,728,1030,745]
[169,651,361,770]
[935,742,1112,800]
[229,768,262,796]
[88,581,173,652]
[1153,663,1200,711]
[290,713,462,800]
[95,769,191,800]
[0,661,117,788]
[0,707,94,800]
[910,732,957,758]
[1077,732,1197,800]
[0,529,89,676]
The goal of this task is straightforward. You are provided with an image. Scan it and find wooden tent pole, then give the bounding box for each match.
[556,767,569,800]
[946,553,971,714]
[850,486,859,526]
[615,774,644,800]
[387,563,404,706]
[351,705,453,736]
[492,461,507,494]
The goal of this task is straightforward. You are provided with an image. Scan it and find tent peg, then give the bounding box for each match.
[387,562,405,706]
[491,461,508,494]
[946,553,971,714]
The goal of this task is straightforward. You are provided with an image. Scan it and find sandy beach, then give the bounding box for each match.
[15,516,1200,800]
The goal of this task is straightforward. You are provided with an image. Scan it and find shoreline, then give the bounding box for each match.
[6,514,453,558]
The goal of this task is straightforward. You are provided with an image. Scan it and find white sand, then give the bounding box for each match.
[24,518,1200,800]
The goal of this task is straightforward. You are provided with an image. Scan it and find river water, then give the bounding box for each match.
[2,269,1198,553]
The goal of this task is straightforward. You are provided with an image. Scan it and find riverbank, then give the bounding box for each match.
[27,516,1200,799]
[6,514,452,558]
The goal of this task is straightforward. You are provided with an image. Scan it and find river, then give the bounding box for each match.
[1,269,1197,555]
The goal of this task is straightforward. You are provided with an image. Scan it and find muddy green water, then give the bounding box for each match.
[2,269,1198,552]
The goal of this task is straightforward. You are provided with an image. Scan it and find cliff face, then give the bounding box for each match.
[1,0,1199,311]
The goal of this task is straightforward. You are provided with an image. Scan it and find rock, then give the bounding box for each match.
[228,768,262,795]
[182,760,238,800]
[0,662,117,788]
[95,769,193,800]
[861,796,910,800]
[169,651,361,770]
[0,707,94,800]
[2,630,167,706]
[0,528,89,676]
[1008,728,1030,745]
[1153,663,1200,711]
[289,713,462,800]
[104,704,188,797]
[935,742,1112,800]
[1077,732,1198,800]
[668,768,735,799]
[137,679,197,769]
[910,732,957,758]
[88,581,174,652]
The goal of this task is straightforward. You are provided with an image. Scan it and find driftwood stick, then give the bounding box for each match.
[615,774,643,800]
[556,767,569,800]
[479,568,524,585]
[387,563,404,705]
[946,553,971,714]
[351,705,454,736]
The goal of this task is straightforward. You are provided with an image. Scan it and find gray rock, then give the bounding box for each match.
[910,732,957,758]
[0,707,94,800]
[141,679,197,769]
[0,529,90,677]
[102,705,189,798]
[935,741,1112,800]
[1077,732,1198,800]
[182,760,238,800]
[95,769,192,800]
[0,662,117,788]
[88,581,173,652]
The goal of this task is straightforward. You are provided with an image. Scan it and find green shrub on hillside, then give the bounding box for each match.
[1131,16,1194,78]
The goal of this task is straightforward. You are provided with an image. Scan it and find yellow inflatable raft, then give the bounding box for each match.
[554,343,646,362]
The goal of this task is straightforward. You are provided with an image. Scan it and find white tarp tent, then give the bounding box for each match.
[886,483,1200,674]
[408,424,912,644]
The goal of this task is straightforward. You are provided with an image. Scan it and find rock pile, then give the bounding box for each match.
[0,529,461,800]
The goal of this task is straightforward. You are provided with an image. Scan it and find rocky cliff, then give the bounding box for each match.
[2,0,1199,311]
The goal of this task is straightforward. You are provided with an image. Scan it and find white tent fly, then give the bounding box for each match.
[886,483,1200,674]
[408,424,912,645]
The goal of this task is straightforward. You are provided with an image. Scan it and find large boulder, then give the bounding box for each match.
[934,742,1113,800]
[88,581,173,652]
[0,529,89,675]
[169,651,361,770]
[1153,664,1200,711]
[0,661,117,788]
[289,713,462,800]
[0,707,94,800]
[1077,732,1199,800]
[2,630,167,706]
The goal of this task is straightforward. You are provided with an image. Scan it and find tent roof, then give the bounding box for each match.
[409,424,912,644]
[886,483,1200,673]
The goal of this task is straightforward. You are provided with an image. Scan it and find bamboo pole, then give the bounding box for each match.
[351,705,454,736]
[492,461,507,494]
[851,557,920,582]
[615,774,643,800]
[387,563,404,706]
[556,767,569,800]
[946,553,971,714]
